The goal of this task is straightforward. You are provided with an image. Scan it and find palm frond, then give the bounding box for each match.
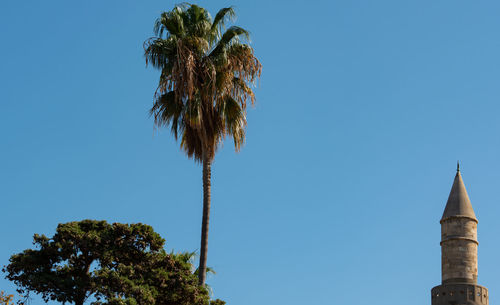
[209,26,250,58]
[219,96,246,151]
[181,124,204,162]
[193,266,216,276]
[150,91,185,139]
[231,77,255,108]
[154,6,187,38]
[144,37,177,69]
[153,12,168,37]
[209,7,236,43]
[184,4,212,39]
[227,43,262,84]
[220,26,250,45]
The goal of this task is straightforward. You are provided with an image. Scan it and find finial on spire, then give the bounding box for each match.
[457,161,460,172]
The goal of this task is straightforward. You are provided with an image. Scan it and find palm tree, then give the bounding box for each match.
[144,4,261,286]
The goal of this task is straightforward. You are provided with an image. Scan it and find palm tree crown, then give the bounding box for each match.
[144,4,261,161]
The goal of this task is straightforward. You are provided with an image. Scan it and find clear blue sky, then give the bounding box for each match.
[1,1,500,304]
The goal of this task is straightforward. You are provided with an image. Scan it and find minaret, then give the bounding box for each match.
[431,165,489,305]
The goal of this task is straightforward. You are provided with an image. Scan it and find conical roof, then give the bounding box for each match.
[441,169,477,221]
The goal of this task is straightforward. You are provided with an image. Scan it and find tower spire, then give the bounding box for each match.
[441,166,476,221]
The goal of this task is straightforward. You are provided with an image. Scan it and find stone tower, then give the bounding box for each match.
[431,166,489,305]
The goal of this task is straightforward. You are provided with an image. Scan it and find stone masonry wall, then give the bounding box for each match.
[431,284,488,305]
[441,217,478,283]
[441,217,477,241]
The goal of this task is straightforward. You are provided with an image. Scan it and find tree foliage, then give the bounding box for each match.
[96,251,217,305]
[3,220,224,305]
[144,3,261,162]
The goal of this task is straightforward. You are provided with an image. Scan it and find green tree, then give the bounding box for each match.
[144,4,262,286]
[3,220,223,305]
[96,251,224,305]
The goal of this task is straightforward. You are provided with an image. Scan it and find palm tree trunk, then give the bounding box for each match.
[198,153,212,286]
